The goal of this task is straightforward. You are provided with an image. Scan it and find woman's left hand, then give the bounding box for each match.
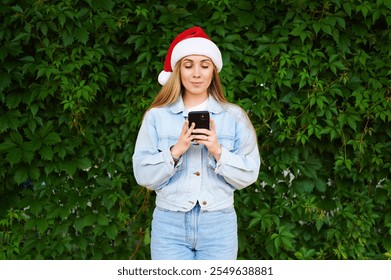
[192,118,222,161]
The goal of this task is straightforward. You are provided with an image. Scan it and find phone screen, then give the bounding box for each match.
[188,111,210,134]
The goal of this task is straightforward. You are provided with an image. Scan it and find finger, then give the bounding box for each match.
[193,134,208,141]
[193,128,211,136]
[182,120,189,133]
[186,122,196,137]
[189,134,196,142]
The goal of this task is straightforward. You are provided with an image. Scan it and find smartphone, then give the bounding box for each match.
[188,111,210,135]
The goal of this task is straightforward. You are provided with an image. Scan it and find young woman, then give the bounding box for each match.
[132,26,260,260]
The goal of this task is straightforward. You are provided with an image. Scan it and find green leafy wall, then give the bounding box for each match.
[1,0,390,259]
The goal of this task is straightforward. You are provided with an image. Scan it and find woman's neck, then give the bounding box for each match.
[183,93,209,109]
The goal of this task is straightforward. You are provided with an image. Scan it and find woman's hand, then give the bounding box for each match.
[192,119,222,161]
[170,120,195,159]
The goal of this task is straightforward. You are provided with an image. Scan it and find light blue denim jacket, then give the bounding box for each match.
[132,96,260,212]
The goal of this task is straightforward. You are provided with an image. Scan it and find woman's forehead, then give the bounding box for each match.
[182,55,212,62]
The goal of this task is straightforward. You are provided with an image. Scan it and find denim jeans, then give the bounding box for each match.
[151,204,238,260]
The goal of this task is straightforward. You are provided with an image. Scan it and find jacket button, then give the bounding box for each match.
[194,171,200,176]
[202,201,207,205]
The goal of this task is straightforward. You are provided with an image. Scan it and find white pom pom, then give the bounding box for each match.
[158,71,172,85]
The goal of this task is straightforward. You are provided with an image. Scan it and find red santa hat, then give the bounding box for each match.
[158,26,223,85]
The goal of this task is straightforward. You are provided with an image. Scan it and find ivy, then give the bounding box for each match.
[0,0,391,260]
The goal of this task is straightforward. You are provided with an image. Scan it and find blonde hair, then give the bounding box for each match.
[147,59,259,150]
[148,59,227,111]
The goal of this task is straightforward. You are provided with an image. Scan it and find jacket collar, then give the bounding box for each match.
[170,95,224,115]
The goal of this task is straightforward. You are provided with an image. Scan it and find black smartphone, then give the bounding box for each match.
[188,111,210,135]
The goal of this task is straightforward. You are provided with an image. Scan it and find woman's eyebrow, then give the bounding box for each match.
[183,58,212,62]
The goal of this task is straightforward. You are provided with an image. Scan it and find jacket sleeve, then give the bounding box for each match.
[132,111,179,190]
[212,112,261,190]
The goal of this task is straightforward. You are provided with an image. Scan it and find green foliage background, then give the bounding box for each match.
[1,0,391,259]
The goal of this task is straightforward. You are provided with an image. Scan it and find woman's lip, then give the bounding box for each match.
[191,82,203,86]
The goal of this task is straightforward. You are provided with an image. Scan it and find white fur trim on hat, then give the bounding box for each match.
[171,37,223,72]
[158,70,172,86]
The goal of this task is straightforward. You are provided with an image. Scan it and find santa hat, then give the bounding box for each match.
[158,26,223,85]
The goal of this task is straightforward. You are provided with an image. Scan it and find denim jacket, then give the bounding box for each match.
[132,96,260,212]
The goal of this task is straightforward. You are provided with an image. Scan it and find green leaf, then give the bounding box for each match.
[84,214,96,227]
[76,157,92,170]
[62,30,74,46]
[10,131,23,146]
[43,132,61,146]
[97,214,109,226]
[313,22,321,35]
[143,227,151,245]
[238,11,255,26]
[384,0,391,9]
[247,215,262,229]
[63,161,77,176]
[0,139,17,152]
[24,138,42,152]
[0,72,11,92]
[106,224,118,240]
[22,149,34,164]
[36,219,48,234]
[30,104,39,117]
[56,146,67,159]
[0,110,21,131]
[321,24,332,35]
[316,219,324,231]
[28,166,40,180]
[74,218,85,233]
[40,145,54,161]
[293,179,315,193]
[236,1,252,10]
[74,236,88,251]
[314,178,327,192]
[333,61,347,71]
[7,147,23,166]
[337,33,350,53]
[74,214,96,233]
[39,22,48,36]
[272,233,281,250]
[6,94,22,109]
[14,168,29,184]
[11,5,24,14]
[90,0,115,11]
[343,3,352,17]
[102,193,117,210]
[281,236,294,249]
[29,200,43,216]
[58,13,66,27]
[75,28,89,44]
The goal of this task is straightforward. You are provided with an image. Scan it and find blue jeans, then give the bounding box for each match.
[151,204,238,260]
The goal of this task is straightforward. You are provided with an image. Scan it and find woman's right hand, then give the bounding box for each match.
[170,120,195,159]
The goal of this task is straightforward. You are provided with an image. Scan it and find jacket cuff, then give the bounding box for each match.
[165,148,183,168]
[213,145,230,174]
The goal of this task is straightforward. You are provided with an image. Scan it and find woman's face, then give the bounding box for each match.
[180,55,214,98]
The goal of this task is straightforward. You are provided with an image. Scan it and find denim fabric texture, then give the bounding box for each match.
[132,95,260,259]
[132,96,260,212]
[151,204,238,260]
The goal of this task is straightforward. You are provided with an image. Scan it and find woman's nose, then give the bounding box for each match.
[193,66,201,78]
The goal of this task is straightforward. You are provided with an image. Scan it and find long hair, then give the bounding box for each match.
[147,59,259,151]
[148,59,227,111]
